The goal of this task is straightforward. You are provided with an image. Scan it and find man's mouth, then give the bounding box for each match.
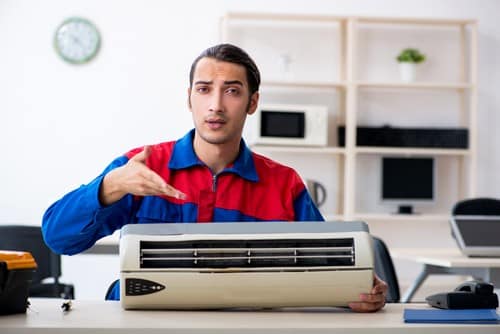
[205,118,226,129]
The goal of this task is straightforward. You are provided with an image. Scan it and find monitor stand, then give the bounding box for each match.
[398,205,414,214]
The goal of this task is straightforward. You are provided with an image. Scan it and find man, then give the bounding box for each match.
[42,43,387,311]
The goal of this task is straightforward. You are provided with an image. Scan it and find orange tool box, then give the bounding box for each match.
[0,250,37,315]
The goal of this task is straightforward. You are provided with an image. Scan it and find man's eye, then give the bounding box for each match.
[196,87,208,93]
[226,88,239,95]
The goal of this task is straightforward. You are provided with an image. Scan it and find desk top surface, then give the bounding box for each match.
[391,248,500,268]
[0,298,498,334]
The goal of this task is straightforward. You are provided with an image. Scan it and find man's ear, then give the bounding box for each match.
[187,87,192,110]
[247,92,259,115]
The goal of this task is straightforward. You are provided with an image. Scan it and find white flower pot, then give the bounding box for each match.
[399,62,417,82]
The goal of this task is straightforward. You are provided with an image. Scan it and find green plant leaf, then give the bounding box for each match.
[397,48,426,63]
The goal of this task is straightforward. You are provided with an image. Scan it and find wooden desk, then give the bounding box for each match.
[0,298,498,333]
[392,248,500,302]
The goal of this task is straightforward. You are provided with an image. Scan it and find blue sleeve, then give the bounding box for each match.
[42,156,135,255]
[293,189,325,221]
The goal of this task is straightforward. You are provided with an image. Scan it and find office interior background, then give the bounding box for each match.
[1,0,499,300]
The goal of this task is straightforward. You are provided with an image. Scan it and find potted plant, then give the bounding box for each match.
[396,48,426,82]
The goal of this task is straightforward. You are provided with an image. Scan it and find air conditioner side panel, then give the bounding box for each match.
[120,270,373,309]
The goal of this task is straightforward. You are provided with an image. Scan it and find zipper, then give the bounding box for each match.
[212,174,218,192]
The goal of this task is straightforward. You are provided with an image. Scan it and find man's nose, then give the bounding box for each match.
[208,90,224,113]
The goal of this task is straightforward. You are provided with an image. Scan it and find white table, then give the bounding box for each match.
[82,231,120,254]
[392,248,500,303]
[0,298,498,334]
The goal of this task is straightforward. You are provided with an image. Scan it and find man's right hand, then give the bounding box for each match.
[99,145,187,206]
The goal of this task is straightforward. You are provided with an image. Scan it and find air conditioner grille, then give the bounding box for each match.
[140,238,355,269]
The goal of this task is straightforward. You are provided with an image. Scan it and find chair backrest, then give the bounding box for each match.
[0,225,75,298]
[372,236,400,303]
[452,198,500,216]
[105,279,119,300]
[449,198,500,256]
[0,225,60,284]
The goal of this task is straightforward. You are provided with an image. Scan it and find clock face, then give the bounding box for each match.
[54,17,101,64]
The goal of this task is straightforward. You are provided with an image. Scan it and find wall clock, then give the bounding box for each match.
[54,17,101,64]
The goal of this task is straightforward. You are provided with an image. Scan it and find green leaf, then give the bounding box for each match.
[397,48,426,63]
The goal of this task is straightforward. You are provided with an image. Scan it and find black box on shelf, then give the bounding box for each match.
[337,126,469,149]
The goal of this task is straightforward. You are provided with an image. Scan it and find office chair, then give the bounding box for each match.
[372,236,400,303]
[452,197,500,216]
[105,279,119,300]
[450,197,500,242]
[0,225,75,299]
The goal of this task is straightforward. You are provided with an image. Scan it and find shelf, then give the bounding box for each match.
[249,146,470,156]
[353,213,449,222]
[224,13,476,26]
[251,145,346,155]
[356,81,473,90]
[225,12,347,23]
[262,81,472,90]
[324,213,450,222]
[357,16,476,26]
[354,147,470,156]
[224,13,477,220]
[263,80,346,90]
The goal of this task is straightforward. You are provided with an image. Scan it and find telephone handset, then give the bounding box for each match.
[426,281,498,309]
[455,281,494,295]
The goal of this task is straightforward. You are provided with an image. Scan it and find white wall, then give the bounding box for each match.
[1,0,500,299]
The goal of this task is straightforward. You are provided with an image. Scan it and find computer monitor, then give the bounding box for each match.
[381,157,435,214]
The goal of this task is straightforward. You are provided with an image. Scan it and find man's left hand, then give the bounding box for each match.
[348,274,388,312]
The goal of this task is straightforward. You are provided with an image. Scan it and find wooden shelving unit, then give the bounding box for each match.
[221,13,477,223]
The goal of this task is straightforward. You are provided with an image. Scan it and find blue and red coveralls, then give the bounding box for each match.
[42,129,324,299]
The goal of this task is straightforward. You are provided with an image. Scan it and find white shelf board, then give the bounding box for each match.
[356,81,473,90]
[265,80,474,91]
[357,16,476,26]
[251,145,346,155]
[353,213,449,222]
[263,80,346,90]
[224,13,476,26]
[355,147,470,156]
[225,12,348,23]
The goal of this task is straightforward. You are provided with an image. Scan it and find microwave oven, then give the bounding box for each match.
[245,104,328,146]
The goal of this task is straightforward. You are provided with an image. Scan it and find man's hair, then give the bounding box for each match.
[189,43,261,95]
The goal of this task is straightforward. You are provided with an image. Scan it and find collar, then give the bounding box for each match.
[169,129,259,182]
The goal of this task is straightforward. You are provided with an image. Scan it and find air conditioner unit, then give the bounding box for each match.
[120,221,374,310]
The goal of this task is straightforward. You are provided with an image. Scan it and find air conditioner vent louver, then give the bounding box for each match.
[140,238,355,269]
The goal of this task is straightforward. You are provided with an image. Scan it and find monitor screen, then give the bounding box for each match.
[381,157,434,201]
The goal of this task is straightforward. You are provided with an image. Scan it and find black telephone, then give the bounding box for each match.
[426,281,499,309]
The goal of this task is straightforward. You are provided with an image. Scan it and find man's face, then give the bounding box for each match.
[188,57,258,146]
